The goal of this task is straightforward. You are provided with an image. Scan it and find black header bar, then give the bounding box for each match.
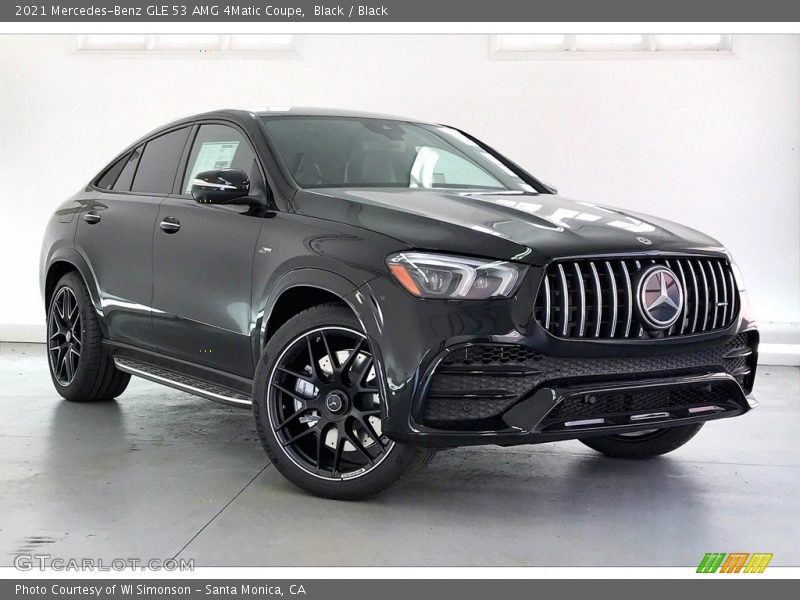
[4,0,800,22]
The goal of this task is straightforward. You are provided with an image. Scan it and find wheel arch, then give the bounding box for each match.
[255,268,378,356]
[43,250,104,322]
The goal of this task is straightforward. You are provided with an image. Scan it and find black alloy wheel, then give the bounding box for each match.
[267,326,395,480]
[48,286,83,386]
[45,272,130,402]
[253,303,436,499]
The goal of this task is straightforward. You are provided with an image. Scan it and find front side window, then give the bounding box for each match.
[131,127,191,194]
[262,117,534,191]
[182,124,260,194]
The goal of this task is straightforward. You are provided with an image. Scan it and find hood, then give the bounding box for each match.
[293,188,726,266]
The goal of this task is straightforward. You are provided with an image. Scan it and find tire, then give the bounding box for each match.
[252,303,434,500]
[579,423,704,459]
[46,272,130,402]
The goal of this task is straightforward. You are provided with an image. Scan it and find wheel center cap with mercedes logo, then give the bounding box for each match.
[324,390,349,415]
[636,265,684,330]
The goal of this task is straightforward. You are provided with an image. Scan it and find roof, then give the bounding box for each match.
[240,106,432,123]
[118,107,437,158]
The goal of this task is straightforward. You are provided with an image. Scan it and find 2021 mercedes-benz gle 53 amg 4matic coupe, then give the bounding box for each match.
[41,108,758,499]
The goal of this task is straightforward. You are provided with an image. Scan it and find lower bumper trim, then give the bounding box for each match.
[387,372,752,448]
[529,372,749,435]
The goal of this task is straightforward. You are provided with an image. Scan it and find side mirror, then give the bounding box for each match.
[191,169,251,205]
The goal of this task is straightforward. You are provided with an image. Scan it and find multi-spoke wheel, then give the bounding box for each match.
[580,423,704,458]
[45,272,130,402]
[48,287,82,386]
[253,303,435,499]
[269,326,394,480]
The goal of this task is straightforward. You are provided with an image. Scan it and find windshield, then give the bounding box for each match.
[261,116,537,192]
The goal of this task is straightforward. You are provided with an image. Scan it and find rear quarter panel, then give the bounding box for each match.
[39,193,84,305]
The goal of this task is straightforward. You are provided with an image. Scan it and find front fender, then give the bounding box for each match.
[252,267,382,360]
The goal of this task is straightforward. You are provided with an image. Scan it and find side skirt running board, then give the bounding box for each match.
[114,357,252,408]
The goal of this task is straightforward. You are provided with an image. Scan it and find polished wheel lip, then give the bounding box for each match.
[266,325,395,482]
[47,286,82,387]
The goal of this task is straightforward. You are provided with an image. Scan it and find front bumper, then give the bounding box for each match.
[358,274,759,448]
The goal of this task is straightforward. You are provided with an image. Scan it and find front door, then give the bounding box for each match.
[152,123,266,378]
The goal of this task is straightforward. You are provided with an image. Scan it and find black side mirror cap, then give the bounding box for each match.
[191,169,251,205]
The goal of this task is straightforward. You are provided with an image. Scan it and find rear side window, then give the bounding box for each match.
[112,146,142,192]
[131,127,191,194]
[95,152,130,190]
[182,124,260,194]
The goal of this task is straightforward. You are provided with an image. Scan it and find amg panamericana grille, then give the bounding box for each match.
[534,256,738,340]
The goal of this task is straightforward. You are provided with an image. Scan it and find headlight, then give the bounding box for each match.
[386,252,526,299]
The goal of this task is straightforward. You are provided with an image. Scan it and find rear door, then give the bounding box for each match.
[152,122,267,377]
[76,126,191,349]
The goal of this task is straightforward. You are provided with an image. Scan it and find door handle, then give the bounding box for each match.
[159,217,181,234]
[83,211,101,224]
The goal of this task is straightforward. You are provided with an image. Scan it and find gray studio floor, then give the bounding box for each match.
[1,342,798,567]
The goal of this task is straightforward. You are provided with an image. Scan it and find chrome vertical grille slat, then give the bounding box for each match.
[696,259,710,331]
[674,259,689,335]
[726,265,737,324]
[557,263,569,337]
[605,261,618,338]
[686,260,700,333]
[621,261,633,337]
[543,274,551,330]
[535,255,737,340]
[716,261,728,325]
[589,262,602,338]
[574,262,586,337]
[708,260,720,329]
[665,259,676,336]
[633,260,642,339]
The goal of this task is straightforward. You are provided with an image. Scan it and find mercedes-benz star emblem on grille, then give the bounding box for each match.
[636,236,652,245]
[636,266,684,330]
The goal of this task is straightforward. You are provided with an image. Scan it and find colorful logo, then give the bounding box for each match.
[697,552,773,573]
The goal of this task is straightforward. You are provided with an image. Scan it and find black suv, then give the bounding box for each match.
[41,108,758,499]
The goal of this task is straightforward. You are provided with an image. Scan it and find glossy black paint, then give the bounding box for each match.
[191,169,252,205]
[291,187,727,266]
[40,107,758,448]
[75,193,161,350]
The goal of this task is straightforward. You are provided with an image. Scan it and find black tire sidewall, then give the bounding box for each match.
[252,303,424,500]
[46,272,118,401]
[580,423,704,458]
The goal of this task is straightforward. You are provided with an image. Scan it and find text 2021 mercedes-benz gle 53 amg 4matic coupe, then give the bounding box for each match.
[41,108,758,499]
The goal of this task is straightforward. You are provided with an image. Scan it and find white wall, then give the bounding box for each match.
[1,34,798,342]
